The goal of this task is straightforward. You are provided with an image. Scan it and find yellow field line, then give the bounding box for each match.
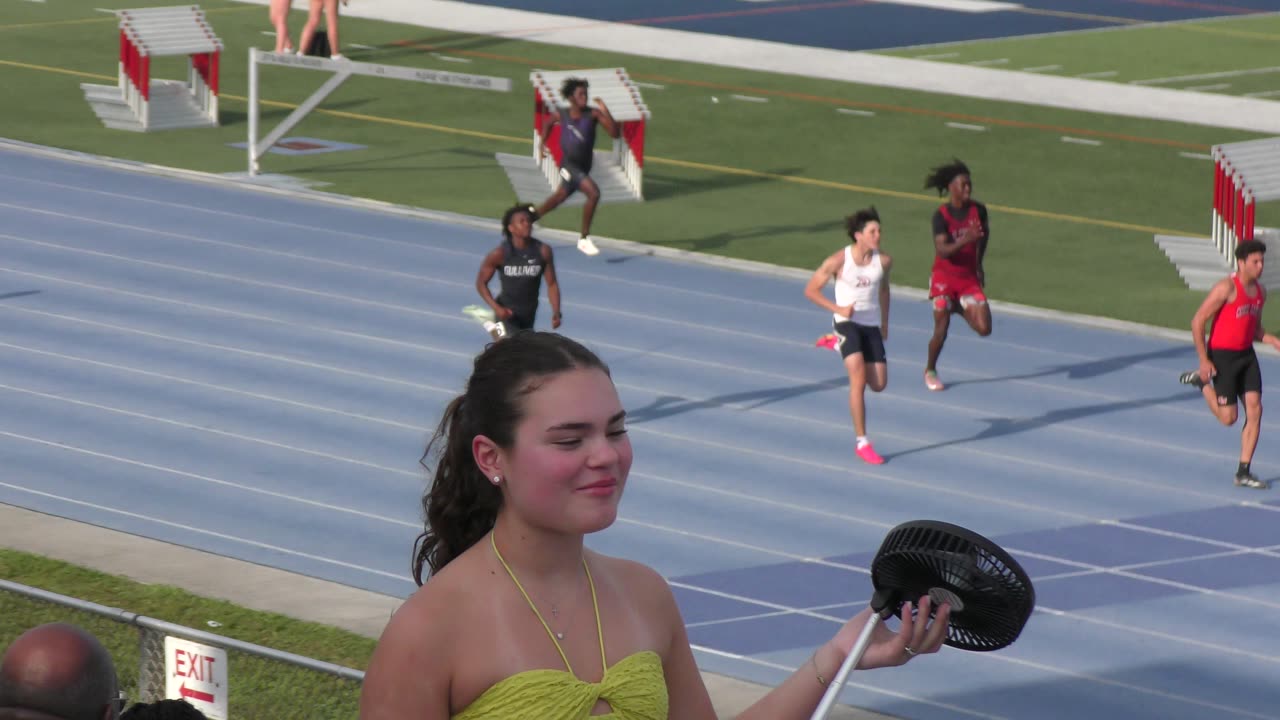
[0,59,1206,239]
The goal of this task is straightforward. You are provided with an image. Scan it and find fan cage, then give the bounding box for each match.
[871,521,1035,652]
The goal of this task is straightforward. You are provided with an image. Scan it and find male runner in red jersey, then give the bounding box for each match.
[1179,239,1280,489]
[923,159,991,392]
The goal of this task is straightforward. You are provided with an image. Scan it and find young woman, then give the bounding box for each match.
[359,332,951,719]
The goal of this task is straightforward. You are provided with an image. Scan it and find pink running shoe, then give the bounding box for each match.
[815,333,838,351]
[855,442,885,465]
[924,370,945,391]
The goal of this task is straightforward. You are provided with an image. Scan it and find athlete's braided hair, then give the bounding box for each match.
[924,158,972,196]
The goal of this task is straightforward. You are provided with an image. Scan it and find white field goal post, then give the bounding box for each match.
[1212,137,1280,261]
[246,49,512,175]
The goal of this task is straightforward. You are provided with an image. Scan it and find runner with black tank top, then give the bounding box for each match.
[476,205,561,341]
[805,207,894,465]
[527,77,619,257]
[1180,238,1280,489]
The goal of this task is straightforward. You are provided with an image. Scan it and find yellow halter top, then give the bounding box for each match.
[452,534,668,720]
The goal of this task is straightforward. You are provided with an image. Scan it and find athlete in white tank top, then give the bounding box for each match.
[832,247,884,326]
[804,208,894,467]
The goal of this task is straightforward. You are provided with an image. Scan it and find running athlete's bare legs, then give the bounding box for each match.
[578,176,601,238]
[961,301,992,336]
[535,185,571,219]
[1240,391,1262,463]
[845,353,869,437]
[865,361,887,393]
[1202,383,1238,425]
[927,308,951,372]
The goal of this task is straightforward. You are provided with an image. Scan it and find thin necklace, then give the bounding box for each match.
[491,532,587,641]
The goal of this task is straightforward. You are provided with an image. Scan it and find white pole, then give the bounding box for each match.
[248,47,259,176]
[809,613,883,720]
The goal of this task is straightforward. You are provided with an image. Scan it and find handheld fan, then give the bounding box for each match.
[810,520,1036,720]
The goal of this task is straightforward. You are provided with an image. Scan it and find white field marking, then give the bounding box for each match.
[0,481,414,581]
[1,300,1097,523]
[615,518,869,573]
[0,191,1236,414]
[0,177,1210,387]
[1180,151,1214,160]
[0,171,1208,362]
[688,643,1010,719]
[1062,135,1103,146]
[0,340,427,433]
[0,258,1230,465]
[836,108,875,116]
[7,333,1277,625]
[0,221,1198,417]
[729,94,768,102]
[1183,83,1230,92]
[1132,65,1280,86]
[0,383,419,478]
[0,420,871,568]
[0,430,420,528]
[946,122,987,131]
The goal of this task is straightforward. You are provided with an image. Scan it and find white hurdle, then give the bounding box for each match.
[246,49,512,175]
[530,68,651,200]
[80,5,222,132]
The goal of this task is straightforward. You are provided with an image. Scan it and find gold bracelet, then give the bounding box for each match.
[810,652,828,686]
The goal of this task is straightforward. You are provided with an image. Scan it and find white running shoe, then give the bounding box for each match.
[577,237,600,256]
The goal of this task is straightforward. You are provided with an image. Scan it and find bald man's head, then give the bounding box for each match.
[0,623,118,720]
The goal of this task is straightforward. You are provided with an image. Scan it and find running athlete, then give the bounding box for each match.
[923,159,991,392]
[804,207,893,465]
[527,77,619,257]
[1179,239,1280,489]
[475,204,562,341]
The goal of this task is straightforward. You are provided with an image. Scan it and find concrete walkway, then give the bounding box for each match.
[228,0,1280,134]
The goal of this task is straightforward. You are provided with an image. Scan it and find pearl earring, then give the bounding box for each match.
[491,475,502,485]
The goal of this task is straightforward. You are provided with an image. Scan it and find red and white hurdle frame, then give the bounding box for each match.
[1212,138,1280,261]
[117,5,221,130]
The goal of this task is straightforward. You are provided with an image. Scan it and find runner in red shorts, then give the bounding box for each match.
[923,159,991,391]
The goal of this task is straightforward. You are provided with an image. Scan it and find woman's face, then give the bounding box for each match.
[501,367,632,534]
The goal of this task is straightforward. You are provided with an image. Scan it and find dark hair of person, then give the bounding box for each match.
[500,204,532,242]
[924,158,972,196]
[846,206,881,241]
[1235,239,1267,261]
[560,77,589,100]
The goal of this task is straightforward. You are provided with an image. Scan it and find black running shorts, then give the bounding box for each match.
[832,320,886,364]
[1209,347,1262,403]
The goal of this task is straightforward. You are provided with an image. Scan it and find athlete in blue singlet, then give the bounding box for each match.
[528,77,619,257]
